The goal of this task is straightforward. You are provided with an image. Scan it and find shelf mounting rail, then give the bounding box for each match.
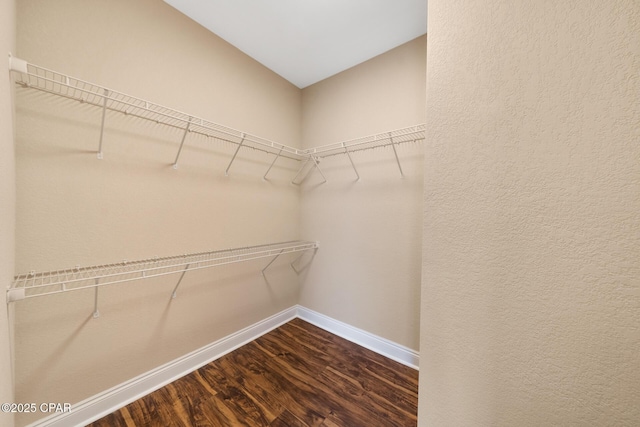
[7,241,319,315]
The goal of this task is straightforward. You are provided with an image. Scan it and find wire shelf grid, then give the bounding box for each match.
[303,124,426,158]
[9,58,307,162]
[9,56,426,182]
[9,241,318,301]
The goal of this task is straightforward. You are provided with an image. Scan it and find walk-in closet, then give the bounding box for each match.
[4,1,426,425]
[3,1,638,426]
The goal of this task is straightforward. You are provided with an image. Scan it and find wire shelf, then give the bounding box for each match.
[9,56,307,164]
[297,124,425,181]
[8,241,319,302]
[303,124,426,158]
[9,56,425,183]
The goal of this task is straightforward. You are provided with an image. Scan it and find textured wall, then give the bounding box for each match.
[1,0,16,425]
[420,0,640,426]
[14,0,302,424]
[300,36,426,350]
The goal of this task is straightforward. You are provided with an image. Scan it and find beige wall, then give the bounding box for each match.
[15,0,302,424]
[1,0,16,425]
[300,36,426,350]
[420,1,640,426]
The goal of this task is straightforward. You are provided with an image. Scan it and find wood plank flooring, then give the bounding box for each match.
[87,318,419,427]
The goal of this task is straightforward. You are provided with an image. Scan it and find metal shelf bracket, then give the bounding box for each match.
[261,249,284,278]
[172,117,192,169]
[225,133,246,176]
[290,252,306,274]
[291,158,311,184]
[93,279,100,318]
[171,263,190,299]
[343,142,360,181]
[97,89,109,159]
[263,146,284,180]
[291,156,326,185]
[311,156,327,184]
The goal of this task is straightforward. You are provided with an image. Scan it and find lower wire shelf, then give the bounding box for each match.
[7,241,319,305]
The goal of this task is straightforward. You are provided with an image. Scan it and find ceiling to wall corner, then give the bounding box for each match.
[163,0,428,89]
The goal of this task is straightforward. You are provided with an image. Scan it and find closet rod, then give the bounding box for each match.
[7,240,319,302]
[8,56,307,162]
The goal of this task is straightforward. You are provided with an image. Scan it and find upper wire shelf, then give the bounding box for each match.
[8,241,319,306]
[9,56,425,183]
[8,56,306,177]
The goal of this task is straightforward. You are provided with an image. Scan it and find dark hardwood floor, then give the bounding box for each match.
[87,318,419,426]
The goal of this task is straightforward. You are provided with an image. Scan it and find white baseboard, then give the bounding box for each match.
[27,306,298,427]
[296,305,419,370]
[27,305,418,427]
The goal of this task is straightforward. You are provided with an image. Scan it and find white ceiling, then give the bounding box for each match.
[163,0,427,88]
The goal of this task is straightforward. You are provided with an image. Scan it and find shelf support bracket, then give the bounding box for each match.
[263,147,283,180]
[343,143,360,181]
[290,252,306,274]
[291,158,311,185]
[97,89,109,160]
[261,250,284,278]
[389,133,404,177]
[172,117,192,169]
[225,133,246,176]
[171,263,190,299]
[291,156,326,185]
[93,279,100,318]
[310,156,327,184]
